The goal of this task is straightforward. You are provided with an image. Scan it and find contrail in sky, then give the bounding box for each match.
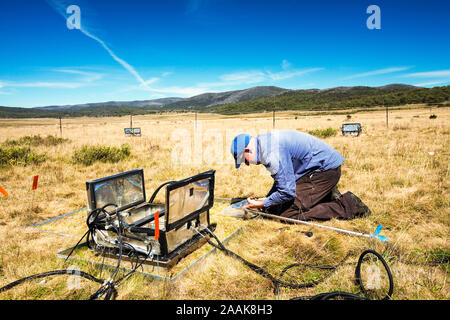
[46,0,149,87]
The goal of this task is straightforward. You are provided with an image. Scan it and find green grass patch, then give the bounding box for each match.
[307,127,337,138]
[3,135,69,147]
[72,144,131,166]
[0,146,46,167]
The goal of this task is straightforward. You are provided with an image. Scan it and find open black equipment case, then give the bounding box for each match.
[85,169,215,268]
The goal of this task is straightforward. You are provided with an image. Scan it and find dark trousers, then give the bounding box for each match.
[267,166,357,221]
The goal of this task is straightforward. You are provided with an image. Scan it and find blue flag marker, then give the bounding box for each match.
[372,224,388,242]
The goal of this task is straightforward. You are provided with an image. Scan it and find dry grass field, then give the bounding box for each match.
[0,104,448,300]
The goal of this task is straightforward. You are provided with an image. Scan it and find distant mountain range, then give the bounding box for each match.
[0,84,448,118]
[213,84,449,114]
[35,97,185,111]
[33,86,288,112]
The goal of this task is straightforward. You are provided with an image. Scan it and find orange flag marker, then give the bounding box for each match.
[32,175,39,190]
[0,185,8,197]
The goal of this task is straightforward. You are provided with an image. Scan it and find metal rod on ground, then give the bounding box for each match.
[246,209,376,240]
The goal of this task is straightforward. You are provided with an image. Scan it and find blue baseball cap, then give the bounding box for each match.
[230,134,251,168]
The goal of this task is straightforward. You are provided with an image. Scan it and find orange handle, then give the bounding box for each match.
[154,210,159,240]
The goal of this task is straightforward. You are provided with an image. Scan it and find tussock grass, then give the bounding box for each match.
[0,146,46,167]
[306,127,337,138]
[72,144,131,166]
[3,135,68,147]
[0,135,68,167]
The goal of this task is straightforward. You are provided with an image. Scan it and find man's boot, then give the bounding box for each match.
[348,192,371,218]
[330,185,342,200]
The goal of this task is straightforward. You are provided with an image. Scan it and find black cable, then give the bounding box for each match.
[199,227,395,300]
[355,249,393,300]
[199,227,352,294]
[0,203,131,300]
[292,291,366,300]
[0,270,103,294]
[113,243,153,287]
[148,181,174,203]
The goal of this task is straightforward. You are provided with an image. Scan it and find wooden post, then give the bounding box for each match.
[130,115,133,129]
[385,105,389,128]
[273,110,275,128]
[195,112,197,130]
[59,116,62,137]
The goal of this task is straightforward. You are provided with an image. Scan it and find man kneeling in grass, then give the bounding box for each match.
[230,130,371,221]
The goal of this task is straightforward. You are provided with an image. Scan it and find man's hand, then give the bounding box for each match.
[243,197,264,209]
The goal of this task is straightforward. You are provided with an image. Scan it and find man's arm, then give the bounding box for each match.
[266,181,277,197]
[262,149,297,208]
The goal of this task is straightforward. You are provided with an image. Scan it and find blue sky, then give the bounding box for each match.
[0,0,449,108]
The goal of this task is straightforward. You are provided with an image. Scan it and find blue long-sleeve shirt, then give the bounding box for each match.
[257,130,344,208]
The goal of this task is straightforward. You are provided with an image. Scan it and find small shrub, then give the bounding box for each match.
[3,135,69,147]
[429,114,437,119]
[72,144,131,166]
[307,127,337,138]
[0,146,46,167]
[346,115,352,119]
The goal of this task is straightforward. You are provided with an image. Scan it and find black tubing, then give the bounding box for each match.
[355,249,394,300]
[148,181,174,203]
[200,228,394,300]
[0,270,103,294]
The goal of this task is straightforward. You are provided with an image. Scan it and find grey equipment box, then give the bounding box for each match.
[342,123,362,136]
[124,128,141,136]
[85,169,215,267]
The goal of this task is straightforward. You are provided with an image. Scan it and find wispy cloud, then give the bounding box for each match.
[10,81,86,89]
[403,69,450,78]
[116,61,322,98]
[220,71,266,84]
[342,67,412,80]
[198,66,323,89]
[0,82,11,95]
[139,77,160,87]
[267,68,323,81]
[53,68,104,83]
[47,0,150,89]
[123,77,208,96]
[281,59,291,70]
[139,85,209,96]
[413,80,449,87]
[1,68,104,89]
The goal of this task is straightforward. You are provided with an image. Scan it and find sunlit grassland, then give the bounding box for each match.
[0,104,448,300]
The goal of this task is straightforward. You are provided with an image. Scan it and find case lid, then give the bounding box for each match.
[86,169,146,212]
[165,170,215,231]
